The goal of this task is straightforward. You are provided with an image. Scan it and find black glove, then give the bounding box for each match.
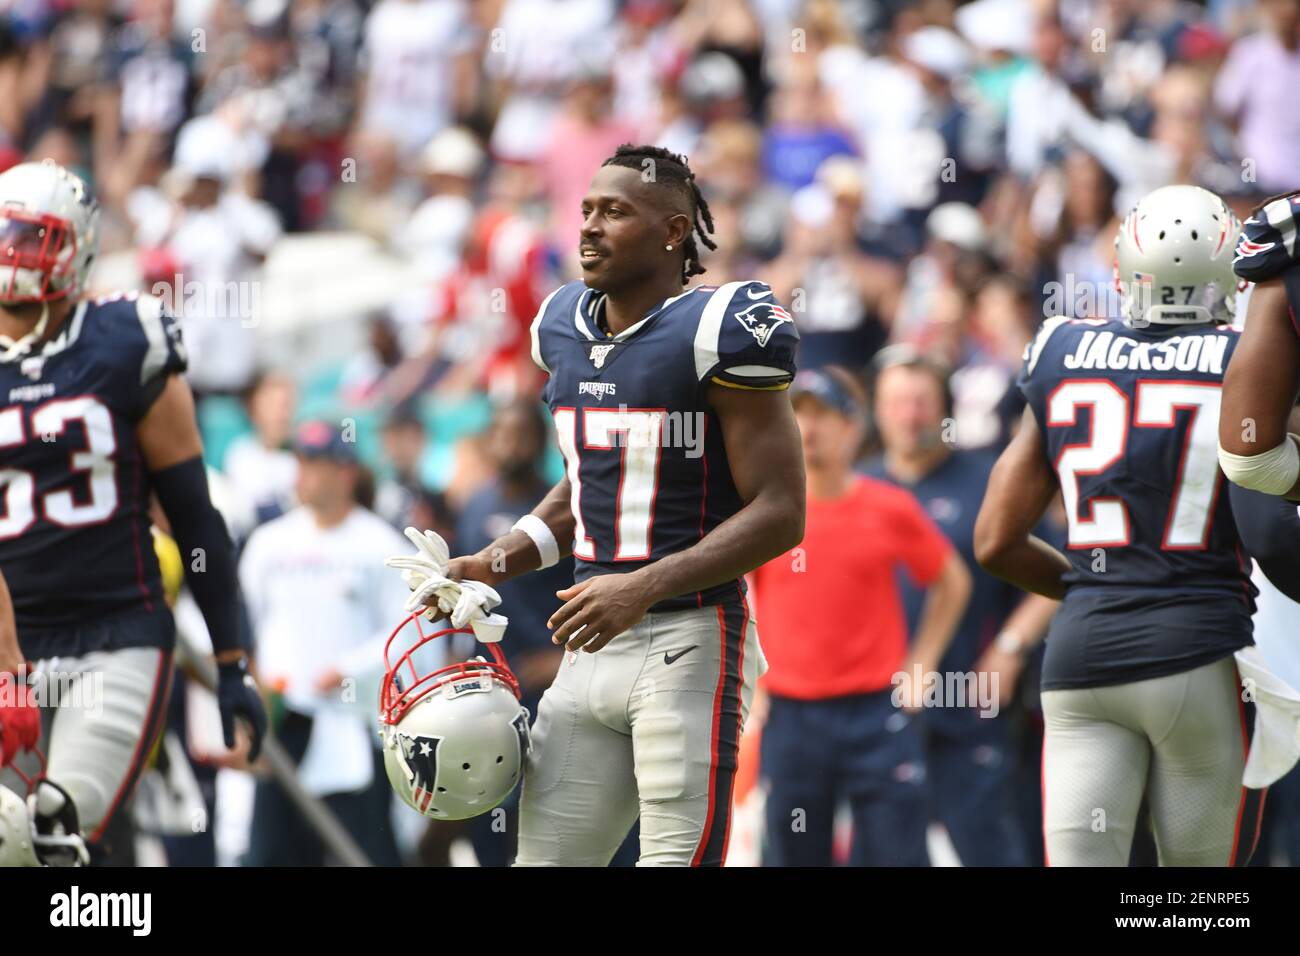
[217,658,267,762]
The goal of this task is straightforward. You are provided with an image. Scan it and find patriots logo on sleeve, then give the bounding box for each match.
[1234,193,1300,281]
[734,301,793,348]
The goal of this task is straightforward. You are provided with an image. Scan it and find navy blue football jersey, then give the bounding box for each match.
[1234,191,1300,333]
[531,279,799,611]
[1018,316,1254,689]
[0,293,186,639]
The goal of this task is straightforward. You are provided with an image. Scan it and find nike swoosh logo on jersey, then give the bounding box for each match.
[663,645,699,665]
[746,287,772,299]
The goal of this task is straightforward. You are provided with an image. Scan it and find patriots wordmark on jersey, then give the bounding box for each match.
[0,293,186,646]
[531,279,798,611]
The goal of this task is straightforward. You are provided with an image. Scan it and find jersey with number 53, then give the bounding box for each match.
[0,293,186,631]
[531,279,799,612]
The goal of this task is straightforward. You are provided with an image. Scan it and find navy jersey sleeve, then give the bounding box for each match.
[1234,192,1300,285]
[1015,315,1072,421]
[98,293,188,421]
[693,280,799,390]
[1229,482,1300,604]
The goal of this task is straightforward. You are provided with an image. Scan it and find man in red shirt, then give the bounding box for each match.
[751,367,971,865]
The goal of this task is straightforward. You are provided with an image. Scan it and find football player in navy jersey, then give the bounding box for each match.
[1218,190,1300,500]
[391,144,805,865]
[0,160,265,866]
[972,184,1300,866]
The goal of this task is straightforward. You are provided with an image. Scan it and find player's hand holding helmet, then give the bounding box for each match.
[379,610,530,821]
[385,527,506,637]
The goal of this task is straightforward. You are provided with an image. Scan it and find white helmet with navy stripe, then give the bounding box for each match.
[1114,185,1240,327]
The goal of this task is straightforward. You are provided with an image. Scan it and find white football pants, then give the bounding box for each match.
[515,601,762,866]
[1041,654,1263,867]
[2,648,172,843]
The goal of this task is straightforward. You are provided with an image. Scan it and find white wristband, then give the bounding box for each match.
[512,513,560,569]
[1218,436,1300,496]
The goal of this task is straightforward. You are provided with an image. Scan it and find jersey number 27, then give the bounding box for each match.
[1049,380,1221,549]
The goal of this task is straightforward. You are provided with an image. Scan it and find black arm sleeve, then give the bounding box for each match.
[150,456,243,655]
[1229,481,1300,604]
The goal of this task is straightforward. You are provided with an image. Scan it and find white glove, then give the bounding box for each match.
[385,527,451,586]
[448,580,502,628]
[385,526,505,630]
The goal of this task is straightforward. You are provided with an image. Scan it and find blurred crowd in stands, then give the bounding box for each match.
[6,0,1300,865]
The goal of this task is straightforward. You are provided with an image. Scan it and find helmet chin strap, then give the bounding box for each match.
[0,300,51,363]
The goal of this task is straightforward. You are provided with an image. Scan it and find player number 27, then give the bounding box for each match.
[1049,380,1221,549]
[0,398,118,539]
[553,408,664,561]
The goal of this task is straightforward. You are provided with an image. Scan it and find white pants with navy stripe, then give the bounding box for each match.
[515,602,762,866]
[2,648,172,844]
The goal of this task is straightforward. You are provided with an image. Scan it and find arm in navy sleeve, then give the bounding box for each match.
[1229,482,1300,603]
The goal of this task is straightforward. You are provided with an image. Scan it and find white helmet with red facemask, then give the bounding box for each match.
[0,160,99,303]
[0,160,100,361]
[379,612,530,821]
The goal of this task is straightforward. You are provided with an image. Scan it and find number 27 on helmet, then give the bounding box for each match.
[379,611,531,821]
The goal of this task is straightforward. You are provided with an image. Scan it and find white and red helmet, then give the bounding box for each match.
[0,159,100,305]
[379,611,530,821]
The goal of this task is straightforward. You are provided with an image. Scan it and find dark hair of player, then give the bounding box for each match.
[601,144,717,286]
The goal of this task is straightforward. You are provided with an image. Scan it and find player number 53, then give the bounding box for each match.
[0,397,118,538]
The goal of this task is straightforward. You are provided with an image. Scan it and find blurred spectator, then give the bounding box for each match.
[750,367,970,866]
[8,0,1293,867]
[540,63,639,263]
[129,114,282,395]
[766,166,902,370]
[483,0,615,162]
[1004,13,1078,180]
[326,129,421,244]
[97,0,193,207]
[393,203,553,404]
[238,421,415,866]
[223,370,299,524]
[693,118,786,261]
[864,350,1058,866]
[337,310,408,407]
[1214,0,1300,193]
[357,0,479,158]
[396,125,484,280]
[194,6,320,230]
[374,405,431,530]
[894,201,988,345]
[453,399,572,865]
[760,62,856,194]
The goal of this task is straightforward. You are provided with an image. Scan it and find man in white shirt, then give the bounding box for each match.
[358,0,480,157]
[238,420,421,865]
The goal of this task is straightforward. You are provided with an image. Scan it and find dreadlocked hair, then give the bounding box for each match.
[602,144,716,285]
